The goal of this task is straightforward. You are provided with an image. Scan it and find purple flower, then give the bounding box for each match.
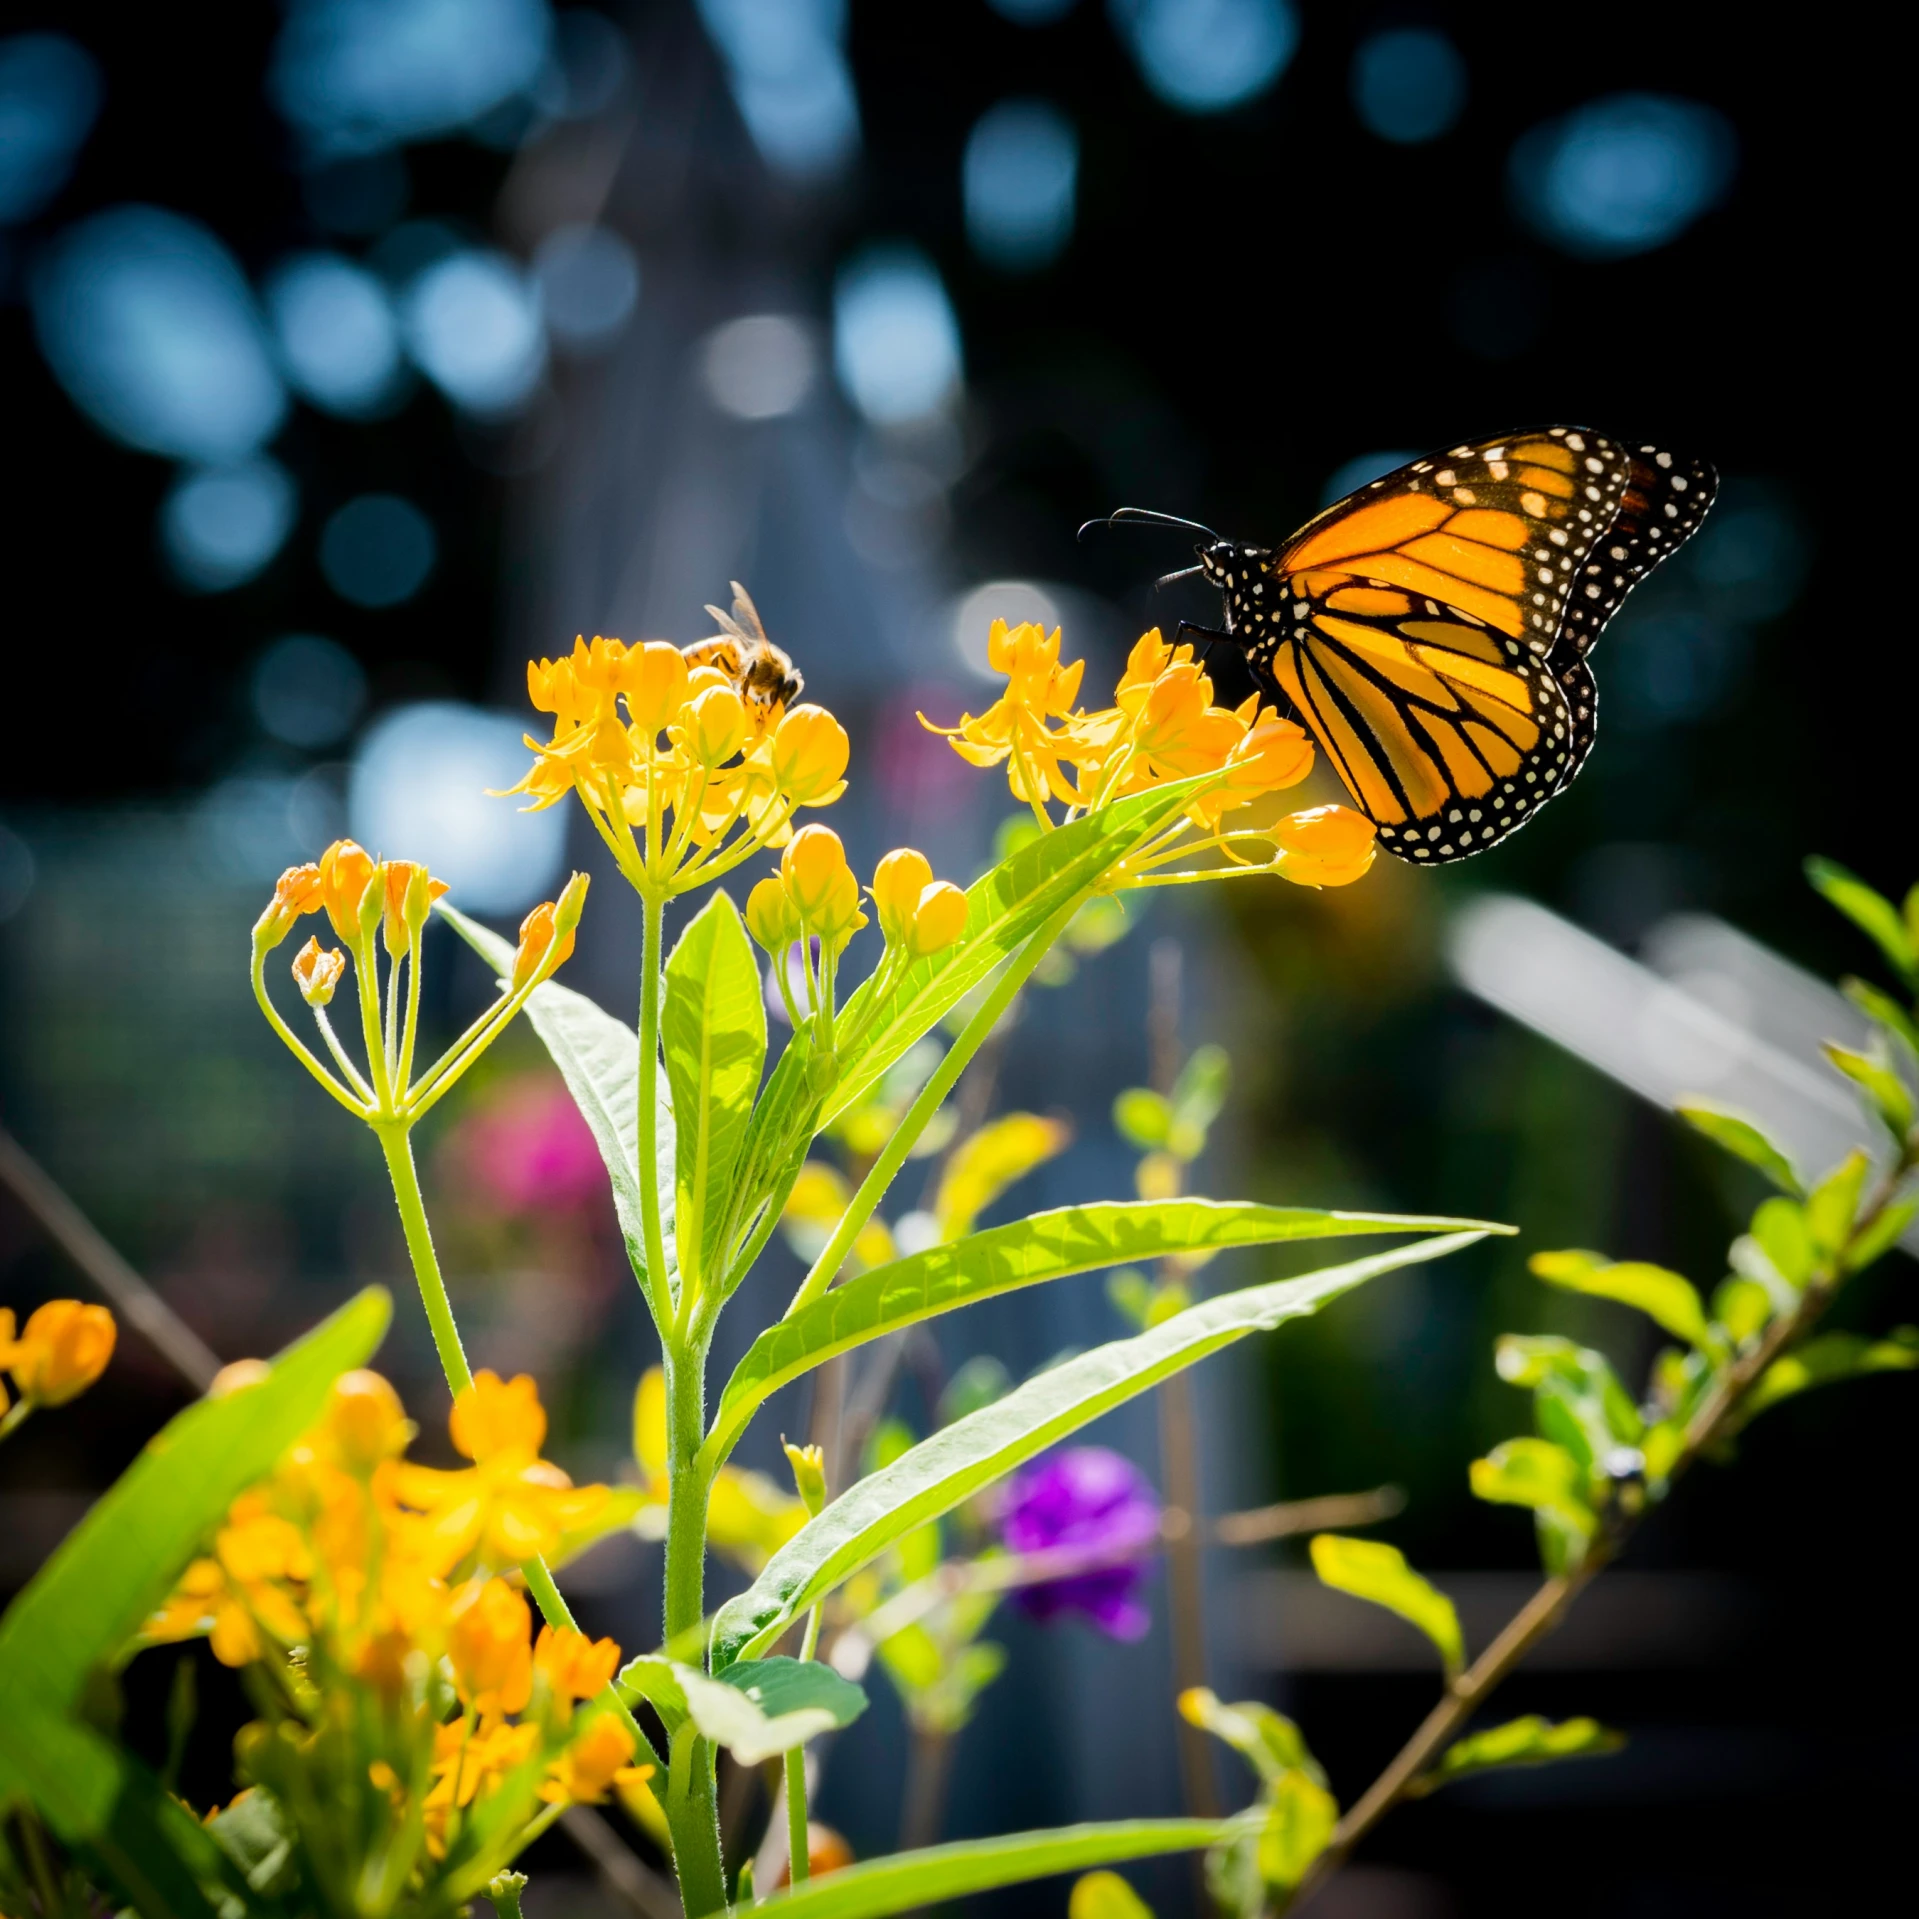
[998,1447,1160,1641]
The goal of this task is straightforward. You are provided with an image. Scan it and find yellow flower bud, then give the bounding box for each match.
[780,825,852,920]
[770,704,850,806]
[321,1369,413,1474]
[379,859,449,954]
[621,641,691,737]
[3,1300,116,1407]
[254,862,322,950]
[1269,805,1378,888]
[553,869,591,937]
[811,867,867,951]
[543,1713,649,1806]
[871,849,933,946]
[448,1575,534,1715]
[746,875,800,953]
[783,1441,828,1516]
[683,683,749,766]
[906,879,967,957]
[291,936,346,1007]
[511,896,578,990]
[318,840,379,942]
[535,1624,623,1707]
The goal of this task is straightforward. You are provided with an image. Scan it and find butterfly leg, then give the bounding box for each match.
[1174,618,1238,662]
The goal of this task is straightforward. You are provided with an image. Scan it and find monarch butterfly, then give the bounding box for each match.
[1102,427,1716,863]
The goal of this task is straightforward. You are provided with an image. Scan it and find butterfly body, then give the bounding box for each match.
[1170,426,1715,862]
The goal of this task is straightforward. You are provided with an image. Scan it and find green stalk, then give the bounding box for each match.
[636,886,673,1321]
[784,1605,824,1883]
[785,896,1080,1317]
[375,1121,659,1768]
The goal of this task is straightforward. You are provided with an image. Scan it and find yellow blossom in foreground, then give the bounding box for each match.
[920,620,1085,806]
[872,848,968,958]
[542,1714,652,1805]
[1268,806,1378,887]
[448,1576,535,1717]
[536,1625,623,1708]
[1,1300,116,1407]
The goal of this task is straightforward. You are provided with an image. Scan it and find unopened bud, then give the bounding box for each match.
[552,870,590,938]
[871,849,934,948]
[746,876,799,953]
[292,937,346,1007]
[906,880,967,958]
[511,899,575,990]
[783,1440,828,1517]
[318,840,378,942]
[254,862,322,951]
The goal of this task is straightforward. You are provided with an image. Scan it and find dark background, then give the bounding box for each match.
[1,4,1910,1915]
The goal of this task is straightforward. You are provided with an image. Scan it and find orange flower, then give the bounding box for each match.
[1269,806,1378,887]
[318,840,379,942]
[770,705,851,806]
[447,1576,534,1717]
[318,1370,414,1475]
[920,620,1085,807]
[2,1300,115,1406]
[541,1714,651,1805]
[451,1371,547,1463]
[871,848,966,957]
[254,861,323,948]
[291,937,345,1007]
[380,860,449,954]
[534,1625,622,1708]
[1187,709,1316,829]
[781,826,865,951]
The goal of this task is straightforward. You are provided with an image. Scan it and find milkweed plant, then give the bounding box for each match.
[1,613,1913,1919]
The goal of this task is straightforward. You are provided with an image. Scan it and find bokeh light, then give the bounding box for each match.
[537,8,630,121]
[696,0,860,180]
[400,249,546,415]
[302,150,410,235]
[833,246,963,426]
[318,494,437,607]
[29,206,287,463]
[0,31,103,224]
[532,224,641,354]
[1510,93,1737,258]
[963,99,1079,271]
[700,314,817,420]
[1350,28,1466,145]
[949,580,1061,678]
[265,253,405,416]
[159,460,298,592]
[269,0,554,156]
[252,634,368,749]
[348,701,568,914]
[988,0,1078,21]
[1108,0,1298,114]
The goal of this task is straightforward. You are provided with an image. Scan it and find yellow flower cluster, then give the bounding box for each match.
[924,622,1377,889]
[252,839,587,1125]
[505,635,850,900]
[1,1300,115,1427]
[146,1368,647,1863]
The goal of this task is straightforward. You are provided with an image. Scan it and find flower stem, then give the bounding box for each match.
[784,1747,810,1885]
[637,886,673,1322]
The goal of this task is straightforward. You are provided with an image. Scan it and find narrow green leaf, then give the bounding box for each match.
[1409,1716,1624,1797]
[709,1202,1498,1466]
[1529,1249,1713,1350]
[712,1230,1490,1667]
[1674,1102,1803,1196]
[1749,1197,1816,1287]
[1177,1688,1320,1787]
[0,1288,390,1715]
[1710,1276,1772,1344]
[1743,1327,1919,1419]
[1255,1772,1338,1895]
[1805,1150,1872,1259]
[439,902,676,1295]
[1469,1437,1595,1536]
[1494,1336,1643,1445]
[1841,976,1919,1062]
[207,1784,298,1895]
[1822,1041,1917,1137]
[1805,856,1919,989]
[1844,1193,1919,1272]
[1070,1870,1157,1919]
[662,890,766,1293]
[1309,1535,1464,1677]
[732,1818,1237,1919]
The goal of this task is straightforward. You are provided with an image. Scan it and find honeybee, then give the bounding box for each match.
[682,582,803,721]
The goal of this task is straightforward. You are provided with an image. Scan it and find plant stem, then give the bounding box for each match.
[784,1746,809,1885]
[1289,1148,1917,1910]
[637,886,673,1322]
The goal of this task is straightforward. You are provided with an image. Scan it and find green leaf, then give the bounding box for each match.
[1171,1044,1231,1144]
[1710,1276,1772,1344]
[718,1656,869,1730]
[1070,1870,1156,1919]
[1409,1716,1624,1797]
[1844,1193,1919,1272]
[1841,976,1919,1062]
[825,778,1212,1125]
[208,1783,298,1894]
[662,890,766,1294]
[1805,856,1918,989]
[1493,1336,1643,1445]
[1309,1536,1462,1676]
[0,1288,390,1715]
[1822,1041,1917,1138]
[711,1231,1491,1666]
[735,1819,1236,1919]
[440,902,676,1298]
[1743,1327,1919,1419]
[1255,1772,1338,1895]
[1529,1249,1714,1350]
[1469,1438,1595,1538]
[935,1112,1071,1240]
[1113,1088,1173,1151]
[1805,1150,1872,1260]
[1177,1688,1321,1787]
[1674,1102,1803,1197]
[708,1202,1496,1466]
[617,1655,863,1763]
[1749,1197,1816,1288]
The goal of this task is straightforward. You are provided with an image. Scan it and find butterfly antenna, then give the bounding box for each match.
[1078,506,1223,543]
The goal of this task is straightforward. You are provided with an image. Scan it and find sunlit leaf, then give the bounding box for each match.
[1805,1150,1872,1260]
[1674,1102,1803,1197]
[1255,1771,1338,1895]
[1177,1688,1320,1786]
[1743,1327,1919,1419]
[615,1654,865,1764]
[1469,1438,1594,1539]
[1822,1041,1916,1137]
[1749,1197,1815,1288]
[1529,1249,1714,1350]
[1308,1535,1463,1677]
[662,889,766,1296]
[1114,1088,1173,1151]
[1409,1715,1623,1796]
[1494,1336,1642,1445]
[712,1232,1491,1666]
[1709,1276,1772,1345]
[1805,857,1918,990]
[1069,1869,1156,1919]
[1171,1045,1231,1152]
[1841,976,1919,1062]
[935,1112,1072,1240]
[1844,1193,1919,1272]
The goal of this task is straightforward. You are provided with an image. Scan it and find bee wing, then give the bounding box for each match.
[727,581,771,649]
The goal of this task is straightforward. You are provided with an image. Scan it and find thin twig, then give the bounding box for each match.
[0,1124,221,1390]
[1210,1485,1405,1547]
[1288,1145,1917,1910]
